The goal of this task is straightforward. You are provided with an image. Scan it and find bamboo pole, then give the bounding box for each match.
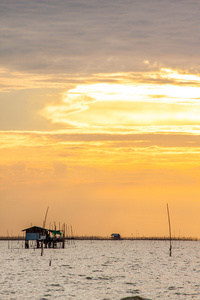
[7,230,10,249]
[41,206,49,256]
[167,203,172,256]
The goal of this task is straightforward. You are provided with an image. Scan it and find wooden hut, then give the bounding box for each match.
[22,226,65,249]
[111,233,121,239]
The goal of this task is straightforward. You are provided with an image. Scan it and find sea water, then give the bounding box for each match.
[0,240,200,299]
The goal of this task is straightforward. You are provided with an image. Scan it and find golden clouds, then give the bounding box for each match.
[2,0,200,239]
[40,68,200,131]
[1,128,200,236]
[1,67,200,237]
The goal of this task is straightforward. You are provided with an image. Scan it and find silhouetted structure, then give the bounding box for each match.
[111,233,121,239]
[22,226,65,249]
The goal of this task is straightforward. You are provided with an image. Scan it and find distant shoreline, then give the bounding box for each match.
[0,236,199,241]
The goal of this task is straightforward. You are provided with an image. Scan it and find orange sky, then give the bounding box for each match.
[1,1,200,238]
[1,68,200,238]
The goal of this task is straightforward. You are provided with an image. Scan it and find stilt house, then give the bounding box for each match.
[22,226,65,249]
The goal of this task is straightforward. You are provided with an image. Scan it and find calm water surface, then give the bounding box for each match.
[0,240,200,299]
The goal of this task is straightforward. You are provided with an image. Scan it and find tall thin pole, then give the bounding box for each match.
[167,203,172,257]
[7,230,10,249]
[43,206,49,229]
[41,206,49,256]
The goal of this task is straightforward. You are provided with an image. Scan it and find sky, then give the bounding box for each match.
[1,0,200,238]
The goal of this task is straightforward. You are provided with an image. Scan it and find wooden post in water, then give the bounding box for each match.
[62,223,65,249]
[65,224,69,245]
[7,230,10,249]
[166,203,172,257]
[41,206,49,256]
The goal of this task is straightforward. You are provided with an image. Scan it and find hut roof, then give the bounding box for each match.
[22,226,47,232]
[49,229,62,235]
[22,226,62,235]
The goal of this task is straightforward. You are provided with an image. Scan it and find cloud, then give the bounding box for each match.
[2,67,200,92]
[39,68,200,129]
[1,130,200,149]
[1,127,200,237]
[1,0,200,74]
[2,0,200,238]
[1,67,200,132]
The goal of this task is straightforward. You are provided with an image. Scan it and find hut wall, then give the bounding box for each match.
[26,233,39,240]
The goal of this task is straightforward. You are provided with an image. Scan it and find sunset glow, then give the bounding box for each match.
[41,68,200,132]
[1,0,200,239]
